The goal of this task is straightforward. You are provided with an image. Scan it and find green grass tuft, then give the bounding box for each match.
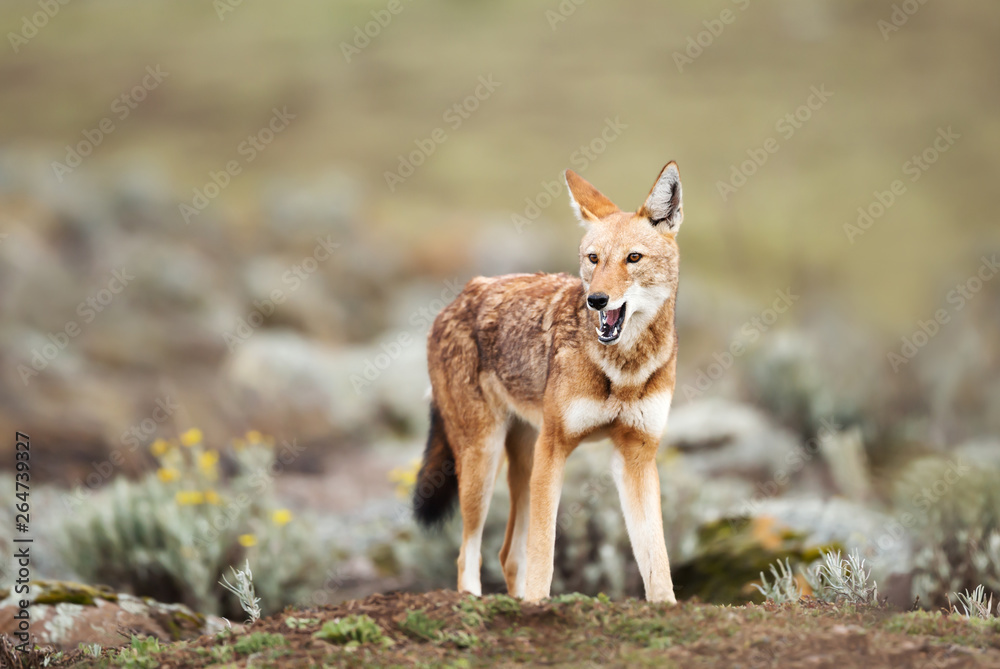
[106,636,162,669]
[314,614,393,647]
[232,632,287,655]
[399,609,446,641]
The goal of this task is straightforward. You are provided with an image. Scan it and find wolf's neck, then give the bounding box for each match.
[584,297,676,389]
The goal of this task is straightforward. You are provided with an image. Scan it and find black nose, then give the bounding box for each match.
[587,293,609,310]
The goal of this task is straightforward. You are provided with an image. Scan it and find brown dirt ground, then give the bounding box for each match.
[13,590,1000,668]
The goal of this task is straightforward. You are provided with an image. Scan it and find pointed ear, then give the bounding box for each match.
[565,169,619,225]
[638,162,683,232]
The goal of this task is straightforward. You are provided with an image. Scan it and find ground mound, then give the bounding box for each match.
[6,590,1000,667]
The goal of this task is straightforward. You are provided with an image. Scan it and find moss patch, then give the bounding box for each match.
[30,580,119,607]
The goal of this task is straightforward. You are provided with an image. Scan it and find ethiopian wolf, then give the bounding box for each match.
[413,163,685,603]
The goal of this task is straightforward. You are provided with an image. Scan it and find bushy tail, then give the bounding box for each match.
[412,402,458,528]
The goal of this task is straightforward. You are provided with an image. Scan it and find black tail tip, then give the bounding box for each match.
[411,466,458,529]
[412,404,459,529]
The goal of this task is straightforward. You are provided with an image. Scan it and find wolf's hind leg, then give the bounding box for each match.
[499,419,536,598]
[455,420,506,596]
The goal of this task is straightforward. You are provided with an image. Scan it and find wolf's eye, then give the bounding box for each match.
[587,254,598,264]
[627,252,643,263]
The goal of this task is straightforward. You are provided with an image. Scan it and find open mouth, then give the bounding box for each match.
[596,303,627,344]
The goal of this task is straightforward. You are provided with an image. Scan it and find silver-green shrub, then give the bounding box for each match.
[753,558,801,604]
[58,430,325,617]
[894,456,1000,608]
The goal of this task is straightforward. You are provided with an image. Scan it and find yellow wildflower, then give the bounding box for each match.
[180,428,203,447]
[245,430,263,445]
[198,450,220,473]
[204,490,221,505]
[157,468,180,483]
[388,459,421,499]
[175,490,205,506]
[271,509,292,526]
[238,534,258,547]
[150,439,170,457]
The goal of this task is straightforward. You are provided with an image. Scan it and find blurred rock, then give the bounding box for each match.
[224,330,373,441]
[222,326,430,444]
[666,399,803,483]
[953,438,1000,469]
[262,171,358,245]
[744,332,835,440]
[0,224,80,329]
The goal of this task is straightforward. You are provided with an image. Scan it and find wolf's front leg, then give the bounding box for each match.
[523,433,568,603]
[611,439,676,604]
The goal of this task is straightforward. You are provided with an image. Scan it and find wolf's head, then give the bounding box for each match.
[566,163,683,347]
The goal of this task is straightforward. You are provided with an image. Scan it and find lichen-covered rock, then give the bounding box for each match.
[670,515,834,604]
[0,580,230,650]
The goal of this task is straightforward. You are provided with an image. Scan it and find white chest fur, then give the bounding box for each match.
[562,391,673,438]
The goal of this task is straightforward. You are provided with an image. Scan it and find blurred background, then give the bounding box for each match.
[1,0,999,632]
